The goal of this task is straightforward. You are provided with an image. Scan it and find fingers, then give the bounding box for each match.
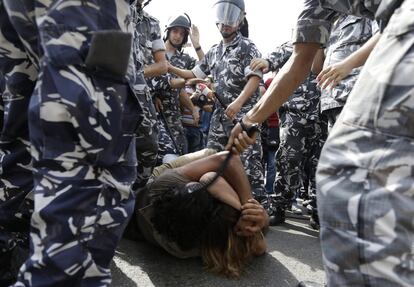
[243,225,261,234]
[225,108,236,120]
[250,58,268,71]
[225,123,243,151]
[316,66,330,82]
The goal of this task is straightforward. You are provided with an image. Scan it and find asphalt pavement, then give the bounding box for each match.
[111,212,326,287]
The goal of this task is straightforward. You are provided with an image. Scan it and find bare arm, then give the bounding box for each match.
[168,62,196,79]
[176,151,253,204]
[225,43,320,151]
[225,75,261,120]
[317,32,380,89]
[143,50,168,78]
[190,24,205,60]
[169,77,186,89]
[179,89,199,124]
[311,48,325,75]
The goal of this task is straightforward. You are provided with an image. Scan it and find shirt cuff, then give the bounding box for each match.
[292,19,332,45]
[152,39,166,53]
[192,65,207,79]
[244,66,263,80]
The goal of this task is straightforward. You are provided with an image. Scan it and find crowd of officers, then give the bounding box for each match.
[0,0,413,286]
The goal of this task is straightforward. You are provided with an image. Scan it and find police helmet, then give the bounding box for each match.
[165,14,192,31]
[164,14,192,49]
[213,0,245,27]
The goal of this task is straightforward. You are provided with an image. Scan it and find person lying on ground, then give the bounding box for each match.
[124,149,269,278]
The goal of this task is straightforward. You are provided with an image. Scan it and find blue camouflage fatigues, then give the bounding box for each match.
[149,50,196,161]
[131,5,165,191]
[192,32,265,196]
[296,0,414,285]
[1,1,141,286]
[321,14,379,130]
[0,1,37,284]
[266,42,328,207]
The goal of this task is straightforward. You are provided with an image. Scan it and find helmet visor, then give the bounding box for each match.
[214,2,243,27]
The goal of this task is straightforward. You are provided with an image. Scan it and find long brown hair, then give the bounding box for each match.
[200,204,263,278]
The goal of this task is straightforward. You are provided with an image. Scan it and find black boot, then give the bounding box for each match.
[308,198,320,230]
[260,195,286,226]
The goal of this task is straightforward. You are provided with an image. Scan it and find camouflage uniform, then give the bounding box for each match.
[192,32,265,196]
[266,42,328,209]
[149,50,196,159]
[131,6,165,190]
[321,14,379,130]
[1,1,141,286]
[0,2,37,284]
[295,0,414,285]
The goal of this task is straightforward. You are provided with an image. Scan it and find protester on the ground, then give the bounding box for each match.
[125,149,268,278]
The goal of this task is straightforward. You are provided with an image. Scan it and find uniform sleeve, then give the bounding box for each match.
[150,19,165,53]
[192,50,211,79]
[266,42,294,72]
[371,19,380,34]
[292,0,337,45]
[243,42,263,80]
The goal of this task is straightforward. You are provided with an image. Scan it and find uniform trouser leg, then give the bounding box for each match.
[14,162,135,287]
[303,119,327,204]
[14,65,139,286]
[156,115,179,164]
[317,124,414,286]
[0,5,36,283]
[274,117,307,204]
[134,91,158,191]
[317,5,414,285]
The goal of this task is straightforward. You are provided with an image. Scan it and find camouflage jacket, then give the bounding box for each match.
[135,10,165,66]
[192,32,262,112]
[149,49,196,118]
[293,0,400,45]
[321,15,379,112]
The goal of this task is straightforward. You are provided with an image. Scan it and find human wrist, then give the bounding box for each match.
[194,45,201,52]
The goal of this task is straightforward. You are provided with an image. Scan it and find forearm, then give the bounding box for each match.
[235,75,260,106]
[222,155,253,204]
[195,49,204,60]
[311,48,325,74]
[169,64,195,79]
[170,77,186,89]
[343,32,381,69]
[144,61,168,78]
[245,43,319,124]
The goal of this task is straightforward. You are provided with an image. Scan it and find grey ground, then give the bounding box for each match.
[111,212,326,287]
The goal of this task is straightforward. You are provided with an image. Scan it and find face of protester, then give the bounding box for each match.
[168,27,186,46]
